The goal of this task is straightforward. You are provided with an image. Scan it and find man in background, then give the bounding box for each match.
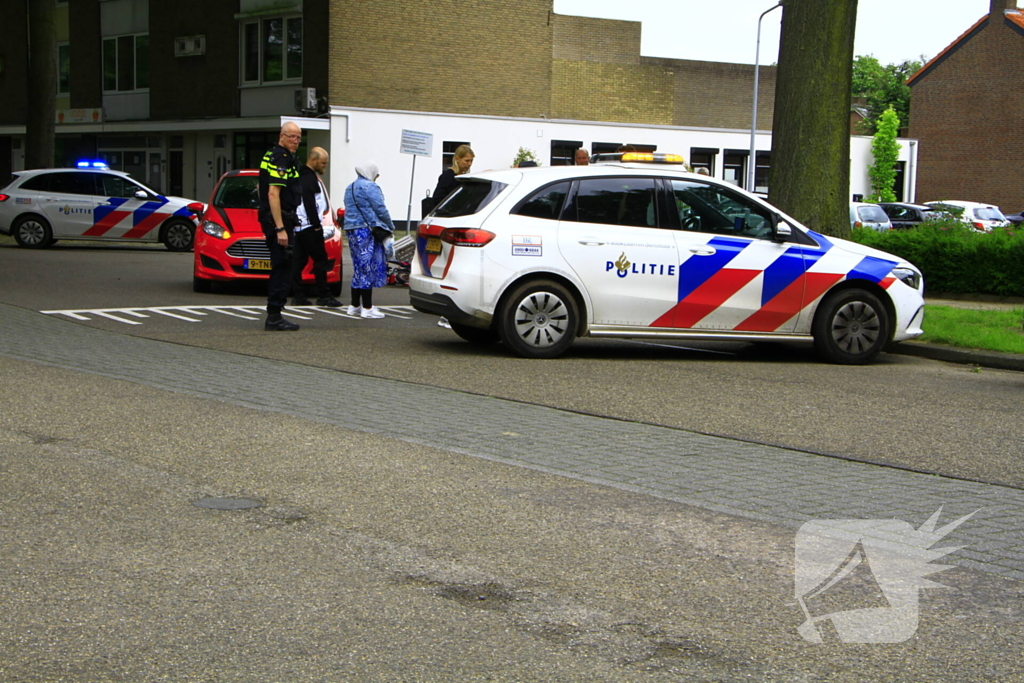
[575,148,590,166]
[291,147,342,308]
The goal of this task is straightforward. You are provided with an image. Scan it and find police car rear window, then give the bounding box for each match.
[433,180,508,218]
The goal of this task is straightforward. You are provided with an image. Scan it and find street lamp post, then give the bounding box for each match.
[747,1,783,194]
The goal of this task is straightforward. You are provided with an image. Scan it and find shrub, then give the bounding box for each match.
[852,219,1024,297]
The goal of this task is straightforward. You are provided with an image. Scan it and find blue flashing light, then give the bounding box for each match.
[75,160,109,169]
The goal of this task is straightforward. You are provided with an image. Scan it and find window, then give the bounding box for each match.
[753,152,771,194]
[241,16,302,84]
[722,151,747,187]
[214,176,260,210]
[670,180,772,239]
[57,42,70,95]
[433,180,508,218]
[550,140,582,167]
[47,172,99,196]
[568,177,658,228]
[441,140,471,170]
[100,174,147,199]
[513,181,571,220]
[690,148,717,176]
[103,34,148,92]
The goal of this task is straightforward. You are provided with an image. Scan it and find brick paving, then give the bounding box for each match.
[2,302,1022,581]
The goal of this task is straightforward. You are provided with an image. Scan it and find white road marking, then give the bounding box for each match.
[41,305,418,327]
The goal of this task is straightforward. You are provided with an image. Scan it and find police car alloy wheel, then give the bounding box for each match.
[13,215,54,249]
[498,279,580,359]
[812,288,891,365]
[161,219,195,252]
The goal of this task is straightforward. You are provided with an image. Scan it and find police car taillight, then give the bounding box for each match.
[0,194,9,202]
[440,228,495,247]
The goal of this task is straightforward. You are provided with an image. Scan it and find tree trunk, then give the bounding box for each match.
[25,0,57,170]
[769,0,858,239]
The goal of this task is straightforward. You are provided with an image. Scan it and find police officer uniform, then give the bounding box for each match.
[258,143,301,329]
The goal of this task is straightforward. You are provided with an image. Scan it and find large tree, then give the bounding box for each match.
[769,0,859,239]
[25,0,57,170]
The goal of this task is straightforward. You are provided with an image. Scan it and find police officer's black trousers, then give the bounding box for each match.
[265,233,293,316]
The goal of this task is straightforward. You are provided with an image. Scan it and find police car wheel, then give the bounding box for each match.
[449,321,500,345]
[498,279,579,359]
[813,288,890,365]
[161,220,195,252]
[12,215,53,249]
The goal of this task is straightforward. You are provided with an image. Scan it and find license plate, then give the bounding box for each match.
[245,259,271,271]
[426,237,442,254]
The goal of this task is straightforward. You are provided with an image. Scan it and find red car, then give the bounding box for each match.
[192,169,343,294]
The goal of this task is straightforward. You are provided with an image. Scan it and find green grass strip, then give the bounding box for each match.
[921,305,1024,354]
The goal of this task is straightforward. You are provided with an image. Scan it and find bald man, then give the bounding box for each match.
[290,146,341,307]
[259,122,303,330]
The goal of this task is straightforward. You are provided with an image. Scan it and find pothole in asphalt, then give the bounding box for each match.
[192,497,263,510]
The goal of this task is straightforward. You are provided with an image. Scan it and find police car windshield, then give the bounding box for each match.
[433,179,508,218]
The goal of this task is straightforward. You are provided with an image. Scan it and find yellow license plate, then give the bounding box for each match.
[426,237,442,254]
[245,259,271,271]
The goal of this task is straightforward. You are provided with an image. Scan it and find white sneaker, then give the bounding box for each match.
[346,306,362,316]
[360,306,385,319]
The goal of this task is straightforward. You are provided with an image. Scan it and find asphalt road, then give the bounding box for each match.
[3,238,1022,489]
[2,237,1023,681]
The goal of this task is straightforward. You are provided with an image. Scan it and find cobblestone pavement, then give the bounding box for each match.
[2,302,1022,582]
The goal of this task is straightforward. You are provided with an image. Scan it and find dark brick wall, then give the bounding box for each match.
[0,0,30,125]
[149,1,240,119]
[909,13,1024,210]
[68,0,101,109]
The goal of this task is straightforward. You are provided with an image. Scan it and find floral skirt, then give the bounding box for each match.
[346,227,387,289]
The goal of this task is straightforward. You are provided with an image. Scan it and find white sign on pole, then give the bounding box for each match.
[400,129,433,157]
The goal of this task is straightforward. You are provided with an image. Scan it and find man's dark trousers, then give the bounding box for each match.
[291,227,330,299]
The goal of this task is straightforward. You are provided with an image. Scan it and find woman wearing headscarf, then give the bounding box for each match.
[343,161,395,319]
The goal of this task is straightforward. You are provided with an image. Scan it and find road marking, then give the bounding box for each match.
[41,305,418,326]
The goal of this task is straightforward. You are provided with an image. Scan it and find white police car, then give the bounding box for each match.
[410,153,925,364]
[0,164,202,251]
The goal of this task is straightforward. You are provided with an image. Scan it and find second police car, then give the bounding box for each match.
[0,164,202,250]
[410,153,925,364]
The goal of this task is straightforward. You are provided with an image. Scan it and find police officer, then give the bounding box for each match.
[259,122,303,331]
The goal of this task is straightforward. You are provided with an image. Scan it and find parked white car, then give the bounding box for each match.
[924,200,1009,233]
[849,202,893,232]
[411,153,925,364]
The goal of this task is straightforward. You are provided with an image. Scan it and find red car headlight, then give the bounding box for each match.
[201,221,231,239]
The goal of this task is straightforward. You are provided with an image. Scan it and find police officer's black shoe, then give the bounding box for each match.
[291,296,312,306]
[265,316,300,331]
[316,296,343,308]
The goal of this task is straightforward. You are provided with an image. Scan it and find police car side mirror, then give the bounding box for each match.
[773,218,793,242]
[133,190,149,200]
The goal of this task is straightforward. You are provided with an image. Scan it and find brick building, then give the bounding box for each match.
[908,0,1024,212]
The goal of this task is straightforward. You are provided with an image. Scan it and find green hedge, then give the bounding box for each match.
[852,219,1024,297]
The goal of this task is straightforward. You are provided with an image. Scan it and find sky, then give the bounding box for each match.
[551,0,998,67]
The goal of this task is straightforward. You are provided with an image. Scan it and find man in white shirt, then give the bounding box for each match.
[291,147,342,307]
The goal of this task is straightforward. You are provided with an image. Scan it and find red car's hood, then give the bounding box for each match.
[202,206,261,234]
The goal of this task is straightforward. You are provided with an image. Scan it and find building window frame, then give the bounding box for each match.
[102,33,149,93]
[57,41,70,95]
[240,15,303,86]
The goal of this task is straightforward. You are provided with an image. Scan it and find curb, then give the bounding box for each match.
[888,341,1024,372]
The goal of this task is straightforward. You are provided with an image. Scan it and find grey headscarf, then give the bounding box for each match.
[355,161,379,181]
